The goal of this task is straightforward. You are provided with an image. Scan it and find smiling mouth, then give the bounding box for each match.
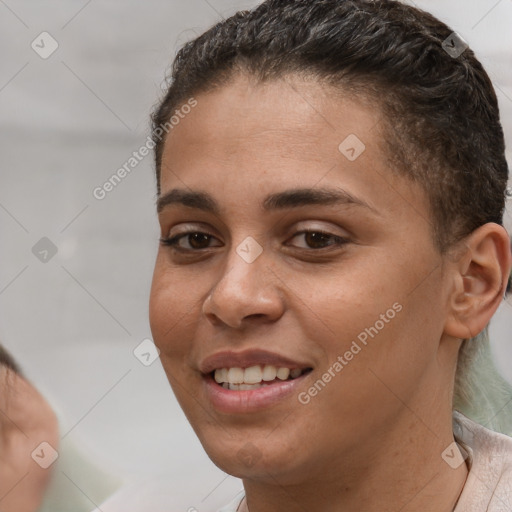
[210,364,313,391]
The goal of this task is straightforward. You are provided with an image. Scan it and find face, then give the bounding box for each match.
[149,74,455,484]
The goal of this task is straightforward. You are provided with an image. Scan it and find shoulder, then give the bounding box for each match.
[454,411,512,511]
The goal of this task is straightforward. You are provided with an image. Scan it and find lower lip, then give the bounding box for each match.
[203,373,310,414]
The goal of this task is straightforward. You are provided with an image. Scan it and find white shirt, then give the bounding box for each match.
[217,411,512,512]
[452,410,512,511]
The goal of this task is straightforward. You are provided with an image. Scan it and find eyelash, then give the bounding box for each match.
[159,229,349,253]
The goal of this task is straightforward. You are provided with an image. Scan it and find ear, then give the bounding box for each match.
[444,223,512,339]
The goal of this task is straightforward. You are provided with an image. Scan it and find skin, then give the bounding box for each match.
[0,367,59,512]
[149,73,511,512]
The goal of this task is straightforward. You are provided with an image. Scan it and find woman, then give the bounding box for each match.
[148,1,512,511]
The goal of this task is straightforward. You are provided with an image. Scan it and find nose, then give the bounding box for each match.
[202,242,285,329]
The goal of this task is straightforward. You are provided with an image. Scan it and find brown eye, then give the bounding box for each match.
[187,233,213,249]
[160,232,221,251]
[288,230,348,250]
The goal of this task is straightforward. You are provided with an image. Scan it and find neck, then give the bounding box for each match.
[239,406,468,512]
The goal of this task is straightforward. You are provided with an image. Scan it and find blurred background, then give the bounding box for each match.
[0,0,511,510]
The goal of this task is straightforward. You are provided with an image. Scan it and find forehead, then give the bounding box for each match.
[163,74,376,170]
[159,73,428,221]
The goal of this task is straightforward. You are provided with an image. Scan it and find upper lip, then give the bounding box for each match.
[199,349,312,374]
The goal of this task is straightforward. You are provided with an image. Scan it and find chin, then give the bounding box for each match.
[199,429,307,482]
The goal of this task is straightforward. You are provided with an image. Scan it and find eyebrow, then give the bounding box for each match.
[156,187,377,215]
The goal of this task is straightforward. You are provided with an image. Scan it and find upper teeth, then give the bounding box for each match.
[214,365,303,385]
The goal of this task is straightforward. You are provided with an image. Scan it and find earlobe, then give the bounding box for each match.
[444,223,512,340]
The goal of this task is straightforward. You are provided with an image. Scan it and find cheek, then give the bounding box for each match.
[149,257,213,407]
[310,251,441,346]
[149,258,194,359]
[149,269,202,410]
[290,258,443,399]
[283,259,405,351]
[149,263,195,374]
